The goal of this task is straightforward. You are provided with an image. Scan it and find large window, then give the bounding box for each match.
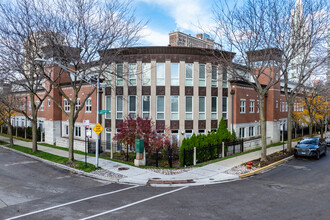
[185,63,193,86]
[85,98,92,112]
[199,97,205,120]
[116,64,123,86]
[105,128,111,151]
[239,127,245,138]
[116,96,123,119]
[171,96,179,120]
[64,99,70,112]
[211,66,218,87]
[157,63,165,85]
[142,63,151,86]
[199,64,206,86]
[105,96,111,119]
[28,101,31,111]
[40,102,44,111]
[74,126,81,137]
[249,126,254,137]
[211,97,217,120]
[249,100,255,113]
[128,63,137,86]
[222,97,228,119]
[185,96,193,120]
[105,65,112,86]
[142,96,150,119]
[240,99,246,113]
[257,100,260,113]
[156,96,165,120]
[128,96,136,119]
[75,98,80,111]
[222,67,228,88]
[171,63,179,85]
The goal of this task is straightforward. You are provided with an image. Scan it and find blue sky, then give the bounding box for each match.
[133,0,219,46]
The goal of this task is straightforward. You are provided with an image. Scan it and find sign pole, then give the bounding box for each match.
[85,127,87,166]
[96,75,100,168]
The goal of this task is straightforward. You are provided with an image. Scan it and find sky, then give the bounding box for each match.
[132,0,220,46]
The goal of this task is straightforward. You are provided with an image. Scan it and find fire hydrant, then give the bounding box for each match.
[246,161,253,169]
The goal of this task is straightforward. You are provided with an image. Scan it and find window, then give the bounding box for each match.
[257,100,260,113]
[239,127,245,138]
[249,126,254,137]
[75,98,80,111]
[185,96,193,120]
[222,97,228,119]
[157,96,165,120]
[294,103,297,112]
[23,103,25,111]
[74,126,81,137]
[285,102,288,112]
[128,96,136,119]
[211,97,218,120]
[128,63,137,86]
[116,96,123,119]
[105,96,111,119]
[29,101,31,111]
[21,119,24,127]
[40,102,44,111]
[211,66,218,87]
[222,67,228,88]
[249,100,255,113]
[105,128,111,151]
[185,130,193,139]
[156,63,165,85]
[240,99,246,113]
[171,130,179,147]
[48,99,51,107]
[142,96,150,119]
[116,64,123,86]
[257,125,261,135]
[105,65,112,86]
[65,125,69,135]
[199,64,206,86]
[36,101,39,110]
[185,63,193,86]
[142,63,151,86]
[85,98,92,112]
[199,97,205,120]
[276,100,278,108]
[171,96,179,120]
[171,63,179,85]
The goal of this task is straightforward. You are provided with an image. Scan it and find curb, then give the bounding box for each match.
[239,155,294,178]
[0,144,130,185]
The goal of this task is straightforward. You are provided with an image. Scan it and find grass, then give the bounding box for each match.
[0,140,9,145]
[39,143,95,157]
[5,144,98,173]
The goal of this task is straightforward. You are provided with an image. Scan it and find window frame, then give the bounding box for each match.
[199,64,206,86]
[128,63,137,86]
[249,99,255,113]
[128,95,136,119]
[171,96,179,120]
[85,98,92,112]
[199,97,206,120]
[156,63,165,86]
[185,63,193,86]
[211,96,218,120]
[222,97,228,119]
[116,64,124,86]
[185,96,193,120]
[156,96,165,120]
[171,63,179,86]
[240,99,246,113]
[211,65,218,87]
[116,96,123,119]
[105,96,111,119]
[142,96,151,119]
[142,63,151,86]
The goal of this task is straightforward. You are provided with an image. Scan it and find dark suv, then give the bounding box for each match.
[294,138,327,160]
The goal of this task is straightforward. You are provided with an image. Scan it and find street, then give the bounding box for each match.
[0,147,329,220]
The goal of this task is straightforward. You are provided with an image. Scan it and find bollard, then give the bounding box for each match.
[222,142,225,157]
[193,147,196,165]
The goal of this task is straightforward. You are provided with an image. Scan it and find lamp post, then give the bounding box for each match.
[35,58,101,167]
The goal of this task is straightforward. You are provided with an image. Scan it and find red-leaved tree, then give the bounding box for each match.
[114,116,170,153]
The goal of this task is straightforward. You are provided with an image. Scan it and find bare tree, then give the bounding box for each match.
[212,0,328,160]
[34,0,145,162]
[0,0,60,152]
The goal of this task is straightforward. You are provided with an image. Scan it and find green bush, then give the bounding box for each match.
[179,117,235,166]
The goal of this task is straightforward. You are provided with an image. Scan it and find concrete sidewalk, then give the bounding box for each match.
[0,136,302,187]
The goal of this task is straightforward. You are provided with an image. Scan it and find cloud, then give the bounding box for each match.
[138,0,214,33]
[140,27,169,46]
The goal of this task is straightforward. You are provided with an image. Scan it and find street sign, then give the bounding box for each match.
[86,129,92,138]
[98,110,110,115]
[93,123,104,135]
[83,120,90,127]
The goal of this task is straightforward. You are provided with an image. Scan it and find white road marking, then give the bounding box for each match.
[80,186,189,220]
[5,185,139,220]
[4,161,38,167]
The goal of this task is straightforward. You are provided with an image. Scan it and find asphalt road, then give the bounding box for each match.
[0,147,329,220]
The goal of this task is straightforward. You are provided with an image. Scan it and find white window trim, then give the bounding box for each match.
[171,63,180,86]
[156,63,165,86]
[185,63,193,86]
[85,98,92,112]
[240,99,246,113]
[211,65,218,87]
[249,99,255,113]
[105,96,111,119]
[211,96,218,120]
[142,96,150,119]
[199,64,206,86]
[171,96,179,120]
[116,64,124,86]
[185,96,193,120]
[116,96,123,119]
[199,97,206,120]
[222,97,228,119]
[128,95,136,119]
[142,63,151,86]
[128,63,137,86]
[75,98,80,111]
[156,96,165,120]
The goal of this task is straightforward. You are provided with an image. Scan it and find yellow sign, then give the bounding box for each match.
[93,123,104,135]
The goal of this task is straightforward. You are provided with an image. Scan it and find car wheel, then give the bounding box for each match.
[294,153,299,158]
[315,151,320,160]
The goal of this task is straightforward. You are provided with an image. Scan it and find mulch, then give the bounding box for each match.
[246,150,293,168]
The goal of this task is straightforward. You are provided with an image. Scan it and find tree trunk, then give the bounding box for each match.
[309,124,313,137]
[259,97,267,161]
[31,118,38,152]
[287,103,293,152]
[68,110,75,162]
[8,123,13,147]
[320,120,324,139]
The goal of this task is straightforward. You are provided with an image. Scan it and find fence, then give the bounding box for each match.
[181,139,244,167]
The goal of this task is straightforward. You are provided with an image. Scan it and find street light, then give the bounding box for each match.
[35,58,101,167]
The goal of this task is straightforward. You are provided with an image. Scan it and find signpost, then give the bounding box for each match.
[280,124,284,152]
[83,120,90,166]
[93,123,104,135]
[98,110,110,115]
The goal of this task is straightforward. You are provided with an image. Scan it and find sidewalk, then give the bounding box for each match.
[0,136,302,187]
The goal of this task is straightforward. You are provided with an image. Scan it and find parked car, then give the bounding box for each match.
[325,135,330,147]
[294,137,327,160]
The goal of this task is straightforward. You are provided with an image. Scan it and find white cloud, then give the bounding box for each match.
[138,0,214,33]
[140,27,169,46]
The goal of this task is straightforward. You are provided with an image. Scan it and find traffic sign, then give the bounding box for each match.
[83,120,90,127]
[86,129,92,137]
[93,123,104,135]
[98,110,110,115]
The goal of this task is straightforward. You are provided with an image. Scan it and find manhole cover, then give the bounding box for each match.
[269,184,284,190]
[118,167,129,171]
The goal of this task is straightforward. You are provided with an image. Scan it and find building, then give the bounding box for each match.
[169,32,222,50]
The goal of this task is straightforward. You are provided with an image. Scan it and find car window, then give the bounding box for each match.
[300,139,318,145]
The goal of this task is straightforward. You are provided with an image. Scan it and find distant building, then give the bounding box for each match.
[169,31,222,50]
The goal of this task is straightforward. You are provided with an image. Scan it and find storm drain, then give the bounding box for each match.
[147,179,195,185]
